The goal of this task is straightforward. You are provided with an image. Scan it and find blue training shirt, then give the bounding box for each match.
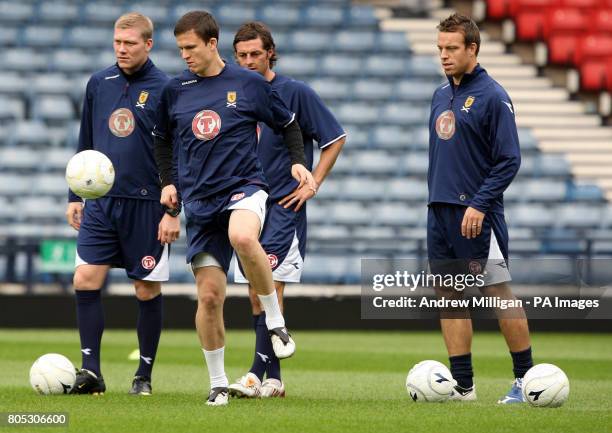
[428,64,521,214]
[259,74,345,201]
[153,63,295,204]
[69,58,169,202]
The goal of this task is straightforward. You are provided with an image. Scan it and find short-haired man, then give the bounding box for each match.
[65,13,177,396]
[428,13,533,403]
[229,21,345,398]
[153,11,315,406]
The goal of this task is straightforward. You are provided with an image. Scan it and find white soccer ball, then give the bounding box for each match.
[406,360,456,402]
[29,353,76,395]
[65,150,115,199]
[522,363,570,408]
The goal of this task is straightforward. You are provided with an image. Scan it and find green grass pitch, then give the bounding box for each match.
[1,329,611,433]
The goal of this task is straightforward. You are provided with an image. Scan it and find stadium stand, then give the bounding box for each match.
[0,0,610,287]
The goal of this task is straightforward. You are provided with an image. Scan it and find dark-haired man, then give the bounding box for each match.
[229,21,345,399]
[428,13,533,404]
[153,11,314,406]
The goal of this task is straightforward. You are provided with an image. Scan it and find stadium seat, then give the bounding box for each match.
[37,2,79,23]
[410,127,430,150]
[0,27,18,47]
[10,121,51,148]
[341,178,387,201]
[33,96,74,124]
[353,226,396,240]
[314,178,341,200]
[395,80,440,102]
[486,0,513,20]
[150,52,184,75]
[556,204,602,228]
[276,55,319,77]
[378,32,410,53]
[305,202,329,225]
[302,254,348,284]
[340,124,369,148]
[511,0,559,41]
[381,104,428,126]
[12,197,64,222]
[334,31,376,53]
[375,203,423,227]
[66,27,114,50]
[523,179,567,202]
[352,151,400,175]
[517,128,539,151]
[308,225,351,240]
[371,126,413,149]
[591,8,612,35]
[34,174,69,198]
[402,153,429,176]
[321,55,362,77]
[507,204,555,228]
[310,78,351,101]
[0,97,25,123]
[328,152,353,175]
[31,74,74,98]
[52,50,95,73]
[0,2,33,23]
[543,8,587,42]
[303,5,345,28]
[336,103,379,126]
[43,148,75,172]
[347,6,378,28]
[538,154,571,177]
[567,183,605,202]
[217,30,237,54]
[217,5,256,26]
[408,56,443,78]
[82,3,125,25]
[574,34,612,66]
[386,178,428,201]
[0,174,31,197]
[579,61,609,92]
[259,5,301,28]
[128,3,170,25]
[2,49,48,72]
[290,31,332,53]
[602,205,612,227]
[364,56,406,78]
[330,202,373,225]
[352,80,394,101]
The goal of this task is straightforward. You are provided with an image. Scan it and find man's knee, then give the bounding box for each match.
[73,267,106,290]
[229,231,259,256]
[134,280,161,301]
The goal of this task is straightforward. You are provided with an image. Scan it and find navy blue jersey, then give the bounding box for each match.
[153,63,295,204]
[259,74,345,201]
[69,59,169,202]
[428,65,521,214]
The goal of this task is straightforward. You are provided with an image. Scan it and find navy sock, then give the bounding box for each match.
[75,290,104,376]
[449,353,473,389]
[249,313,276,381]
[263,314,281,381]
[135,294,163,378]
[510,346,533,379]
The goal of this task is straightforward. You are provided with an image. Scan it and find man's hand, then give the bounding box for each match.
[160,184,178,209]
[65,202,84,231]
[158,213,180,245]
[290,164,316,190]
[279,180,319,212]
[461,206,485,239]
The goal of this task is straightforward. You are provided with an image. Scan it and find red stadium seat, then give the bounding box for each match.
[591,9,612,35]
[574,34,612,65]
[486,0,513,20]
[579,61,609,91]
[543,8,587,41]
[548,34,581,65]
[559,0,601,9]
[607,58,612,91]
[511,0,560,41]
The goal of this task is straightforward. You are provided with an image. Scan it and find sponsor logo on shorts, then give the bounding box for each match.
[192,109,221,141]
[435,109,455,140]
[230,192,245,202]
[109,108,135,137]
[468,260,482,275]
[141,256,156,270]
[267,254,278,269]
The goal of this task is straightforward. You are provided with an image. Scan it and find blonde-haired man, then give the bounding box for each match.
[66,13,175,396]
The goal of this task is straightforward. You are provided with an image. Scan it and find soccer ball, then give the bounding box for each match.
[522,363,570,408]
[65,150,115,199]
[406,360,456,402]
[29,353,76,395]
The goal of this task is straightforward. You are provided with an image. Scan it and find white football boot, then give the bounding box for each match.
[260,378,285,398]
[228,372,261,398]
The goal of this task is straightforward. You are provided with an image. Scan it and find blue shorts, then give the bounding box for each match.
[76,197,169,281]
[234,202,307,283]
[427,203,511,286]
[185,184,267,274]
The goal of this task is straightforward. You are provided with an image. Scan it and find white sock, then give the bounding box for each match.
[202,347,228,389]
[257,292,285,329]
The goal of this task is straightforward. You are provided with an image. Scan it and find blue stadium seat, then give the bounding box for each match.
[364,55,406,77]
[37,2,79,24]
[43,148,75,172]
[410,127,430,150]
[157,28,177,50]
[95,51,119,70]
[10,121,51,148]
[380,103,428,126]
[602,205,612,227]
[303,5,345,28]
[310,78,350,101]
[516,155,535,177]
[523,179,566,202]
[402,152,429,176]
[0,97,24,123]
[342,178,387,200]
[386,178,428,201]
[378,32,410,53]
[128,3,170,25]
[290,31,332,53]
[354,226,396,239]
[330,202,373,225]
[371,126,413,149]
[0,174,31,197]
[328,152,353,175]
[2,49,48,72]
[340,124,369,148]
[217,5,256,26]
[321,55,362,77]
[66,27,114,50]
[508,205,555,228]
[52,50,94,73]
[33,96,74,124]
[509,255,576,284]
[314,178,341,200]
[302,254,348,284]
[0,148,40,171]
[150,51,184,75]
[276,55,318,77]
[352,79,394,101]
[395,80,439,101]
[0,2,33,24]
[0,27,19,47]
[557,204,602,229]
[517,128,538,152]
[376,203,422,227]
[408,56,442,78]
[217,30,236,54]
[353,151,400,175]
[347,6,378,28]
[259,5,301,28]
[538,154,570,177]
[503,181,524,202]
[308,225,351,239]
[334,31,376,52]
[567,183,604,202]
[172,4,216,22]
[336,103,379,125]
[305,202,329,225]
[34,174,68,198]
[82,3,124,25]
[31,74,74,97]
